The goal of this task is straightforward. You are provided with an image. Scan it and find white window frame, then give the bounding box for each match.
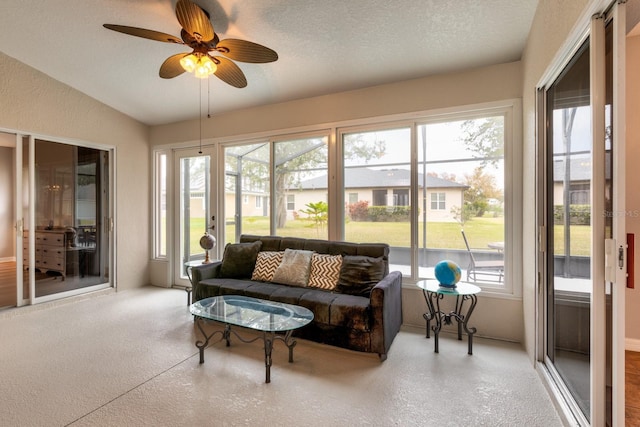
[153,151,169,259]
[286,194,295,211]
[152,99,521,297]
[430,192,446,210]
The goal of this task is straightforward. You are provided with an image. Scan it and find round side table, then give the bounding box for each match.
[416,279,481,355]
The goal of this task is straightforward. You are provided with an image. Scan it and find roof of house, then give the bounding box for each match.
[298,168,469,190]
[552,152,611,182]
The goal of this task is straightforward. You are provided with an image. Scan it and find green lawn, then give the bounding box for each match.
[226,217,506,250]
[184,216,590,257]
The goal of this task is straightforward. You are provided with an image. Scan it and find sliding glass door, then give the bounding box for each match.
[540,4,626,424]
[0,134,114,308]
[27,139,112,302]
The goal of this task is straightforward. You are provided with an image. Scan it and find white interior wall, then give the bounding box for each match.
[0,51,151,291]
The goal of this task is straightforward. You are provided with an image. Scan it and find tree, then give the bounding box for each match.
[464,167,501,217]
[460,116,504,166]
[427,171,457,182]
[450,204,477,226]
[299,201,328,236]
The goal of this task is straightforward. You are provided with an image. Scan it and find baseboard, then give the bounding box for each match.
[626,338,640,352]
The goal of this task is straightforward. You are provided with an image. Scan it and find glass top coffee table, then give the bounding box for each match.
[190,295,314,383]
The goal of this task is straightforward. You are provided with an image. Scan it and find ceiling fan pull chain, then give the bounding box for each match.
[199,77,203,154]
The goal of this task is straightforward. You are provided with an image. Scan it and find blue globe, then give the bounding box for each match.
[434,260,461,287]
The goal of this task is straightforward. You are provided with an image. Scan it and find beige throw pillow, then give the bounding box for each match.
[308,253,342,290]
[251,251,284,282]
[271,249,314,287]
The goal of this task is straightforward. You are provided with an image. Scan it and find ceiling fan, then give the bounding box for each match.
[103,0,278,87]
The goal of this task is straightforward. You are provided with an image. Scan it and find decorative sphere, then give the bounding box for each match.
[199,233,216,251]
[434,260,461,287]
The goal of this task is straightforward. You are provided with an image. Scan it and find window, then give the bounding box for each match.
[393,189,409,206]
[154,152,167,258]
[430,192,446,210]
[339,108,511,290]
[417,115,506,288]
[224,143,270,243]
[173,100,519,293]
[343,127,411,271]
[274,136,328,239]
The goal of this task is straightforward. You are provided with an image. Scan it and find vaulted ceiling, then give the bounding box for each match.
[0,1,539,126]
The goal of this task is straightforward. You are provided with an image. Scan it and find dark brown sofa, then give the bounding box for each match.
[191,235,403,360]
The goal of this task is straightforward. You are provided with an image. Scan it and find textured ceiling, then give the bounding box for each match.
[0,0,539,126]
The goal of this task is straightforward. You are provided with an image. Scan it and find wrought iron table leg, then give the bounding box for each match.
[461,294,478,355]
[432,293,444,353]
[195,317,224,364]
[455,296,463,340]
[422,290,437,339]
[264,333,274,383]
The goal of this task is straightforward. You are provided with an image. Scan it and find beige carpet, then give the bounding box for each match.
[0,286,562,426]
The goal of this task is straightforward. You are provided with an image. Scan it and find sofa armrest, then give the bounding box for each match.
[370,270,403,359]
[191,261,222,300]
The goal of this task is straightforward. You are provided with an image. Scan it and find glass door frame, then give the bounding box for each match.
[536,2,626,425]
[172,146,218,287]
[14,133,115,306]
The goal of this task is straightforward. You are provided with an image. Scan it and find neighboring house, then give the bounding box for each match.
[286,168,469,222]
[552,152,611,205]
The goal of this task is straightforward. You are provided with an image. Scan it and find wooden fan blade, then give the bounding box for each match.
[160,53,188,79]
[216,39,278,63]
[213,57,247,88]
[175,0,214,42]
[103,24,183,44]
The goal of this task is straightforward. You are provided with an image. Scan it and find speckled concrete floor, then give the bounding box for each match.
[0,287,563,426]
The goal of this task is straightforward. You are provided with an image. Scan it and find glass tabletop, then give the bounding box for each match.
[415,279,481,296]
[190,295,314,332]
[185,260,213,267]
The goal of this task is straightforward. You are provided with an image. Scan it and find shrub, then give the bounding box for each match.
[347,200,369,221]
[367,205,411,222]
[553,204,590,225]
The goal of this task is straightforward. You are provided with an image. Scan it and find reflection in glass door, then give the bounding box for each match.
[545,39,592,421]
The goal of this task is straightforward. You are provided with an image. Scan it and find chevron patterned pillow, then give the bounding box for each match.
[251,251,284,282]
[308,253,342,290]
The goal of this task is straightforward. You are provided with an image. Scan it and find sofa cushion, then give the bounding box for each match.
[269,286,312,305]
[243,282,283,300]
[308,253,342,290]
[251,251,284,282]
[271,249,314,287]
[219,241,262,279]
[335,255,386,297]
[298,289,338,324]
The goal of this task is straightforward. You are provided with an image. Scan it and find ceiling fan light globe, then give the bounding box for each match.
[194,56,217,78]
[179,54,198,73]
